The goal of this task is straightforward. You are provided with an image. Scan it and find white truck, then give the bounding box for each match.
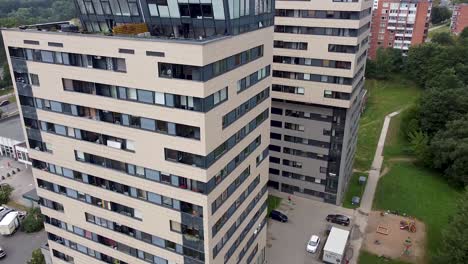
[323,227,350,264]
[0,207,20,236]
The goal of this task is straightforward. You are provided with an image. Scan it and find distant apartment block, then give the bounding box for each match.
[369,0,432,59]
[269,0,371,204]
[451,3,468,35]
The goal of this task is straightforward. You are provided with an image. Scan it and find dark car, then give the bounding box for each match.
[0,246,5,258]
[326,214,350,226]
[270,210,288,222]
[0,100,9,107]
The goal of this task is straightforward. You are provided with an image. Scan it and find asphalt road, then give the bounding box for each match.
[0,230,46,264]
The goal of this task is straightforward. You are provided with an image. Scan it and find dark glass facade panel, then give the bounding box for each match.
[8,47,126,72]
[274,23,370,37]
[74,0,275,40]
[165,109,268,168]
[158,45,263,81]
[273,55,351,70]
[275,8,371,20]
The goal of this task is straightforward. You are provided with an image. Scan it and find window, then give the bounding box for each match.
[41,51,54,63]
[30,74,40,86]
[170,221,182,232]
[113,58,127,72]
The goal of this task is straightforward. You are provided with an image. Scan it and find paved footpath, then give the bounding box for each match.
[347,111,400,264]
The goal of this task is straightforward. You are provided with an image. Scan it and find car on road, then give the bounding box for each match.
[270,210,288,222]
[0,246,5,258]
[326,214,350,226]
[0,101,9,107]
[306,235,320,253]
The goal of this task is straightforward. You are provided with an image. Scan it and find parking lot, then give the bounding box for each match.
[0,157,34,207]
[266,192,354,264]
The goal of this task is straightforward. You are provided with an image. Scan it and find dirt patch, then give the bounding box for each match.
[363,211,426,263]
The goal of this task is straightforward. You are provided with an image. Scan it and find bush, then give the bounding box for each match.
[27,249,45,264]
[0,184,14,204]
[21,207,44,233]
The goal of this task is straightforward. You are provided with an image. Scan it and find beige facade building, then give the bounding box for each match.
[269,0,371,204]
[2,0,274,263]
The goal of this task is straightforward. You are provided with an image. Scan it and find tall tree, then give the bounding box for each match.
[27,249,45,264]
[431,115,468,186]
[419,87,468,136]
[434,188,468,264]
[431,6,452,25]
[431,31,455,46]
[365,47,403,79]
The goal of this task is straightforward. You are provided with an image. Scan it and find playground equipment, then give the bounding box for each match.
[401,237,412,256]
[400,220,416,233]
[376,225,389,235]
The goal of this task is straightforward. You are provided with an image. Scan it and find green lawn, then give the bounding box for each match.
[0,87,13,96]
[428,22,450,39]
[353,77,420,171]
[267,195,281,215]
[373,162,460,260]
[383,111,410,159]
[359,250,410,264]
[342,172,368,209]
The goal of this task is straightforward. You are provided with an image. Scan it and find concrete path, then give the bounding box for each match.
[347,111,400,264]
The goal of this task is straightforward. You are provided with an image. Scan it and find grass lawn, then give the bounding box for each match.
[353,77,420,171]
[267,195,281,215]
[373,162,461,260]
[7,94,16,103]
[359,250,410,264]
[383,111,410,159]
[428,22,450,39]
[0,87,13,96]
[342,172,368,209]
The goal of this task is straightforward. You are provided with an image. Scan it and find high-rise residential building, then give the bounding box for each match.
[374,0,380,10]
[451,3,468,35]
[269,0,371,205]
[369,0,432,59]
[3,0,274,263]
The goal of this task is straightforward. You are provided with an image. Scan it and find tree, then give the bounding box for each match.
[21,207,44,233]
[407,129,431,166]
[365,47,403,79]
[460,27,468,41]
[419,87,468,136]
[0,62,12,88]
[434,188,468,264]
[431,6,452,25]
[405,43,442,87]
[431,115,468,186]
[27,249,45,264]
[0,184,14,204]
[431,32,455,46]
[425,68,463,90]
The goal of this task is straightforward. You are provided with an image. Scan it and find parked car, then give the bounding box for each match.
[306,235,320,253]
[270,210,288,222]
[0,101,9,107]
[326,214,350,226]
[0,246,5,258]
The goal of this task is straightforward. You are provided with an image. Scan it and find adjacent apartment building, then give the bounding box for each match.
[268,0,371,204]
[451,3,468,35]
[2,0,274,263]
[369,0,432,59]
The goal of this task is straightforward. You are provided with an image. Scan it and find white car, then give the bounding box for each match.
[306,235,320,253]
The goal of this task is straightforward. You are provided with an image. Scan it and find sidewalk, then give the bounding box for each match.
[347,111,400,264]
